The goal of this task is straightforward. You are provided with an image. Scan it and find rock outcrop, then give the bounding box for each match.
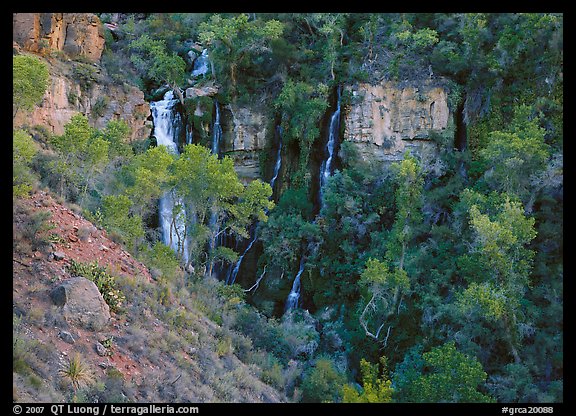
[12,58,151,140]
[13,12,152,141]
[50,276,111,331]
[13,13,105,62]
[222,104,269,182]
[343,80,452,164]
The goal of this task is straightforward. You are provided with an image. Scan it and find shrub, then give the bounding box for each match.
[58,353,92,394]
[300,356,345,403]
[68,260,126,313]
[72,62,99,92]
[13,54,50,118]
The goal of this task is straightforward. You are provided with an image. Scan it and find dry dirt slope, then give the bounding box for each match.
[13,190,286,403]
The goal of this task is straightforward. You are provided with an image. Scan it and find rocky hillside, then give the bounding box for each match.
[13,190,286,403]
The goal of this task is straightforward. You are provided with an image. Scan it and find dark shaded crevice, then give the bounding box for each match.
[454,98,467,152]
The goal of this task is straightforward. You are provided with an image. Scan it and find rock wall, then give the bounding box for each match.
[13,13,105,62]
[13,13,151,141]
[343,80,451,164]
[222,104,269,183]
[13,58,151,141]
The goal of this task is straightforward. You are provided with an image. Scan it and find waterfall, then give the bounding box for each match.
[227,227,258,285]
[319,86,342,204]
[208,99,223,278]
[191,48,210,78]
[212,101,222,156]
[186,124,193,145]
[227,126,283,285]
[285,258,305,312]
[269,126,283,192]
[284,87,342,312]
[151,90,189,263]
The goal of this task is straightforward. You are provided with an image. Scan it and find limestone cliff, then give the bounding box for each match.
[13,13,151,141]
[343,80,452,164]
[222,104,269,183]
[13,13,105,63]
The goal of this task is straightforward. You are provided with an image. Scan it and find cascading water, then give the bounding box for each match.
[151,90,189,263]
[319,86,341,205]
[191,48,210,78]
[227,127,283,285]
[212,101,222,156]
[208,100,223,278]
[285,258,305,312]
[284,87,342,313]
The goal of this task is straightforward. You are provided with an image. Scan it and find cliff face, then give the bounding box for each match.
[13,13,105,63]
[222,104,269,183]
[13,13,151,141]
[343,80,451,164]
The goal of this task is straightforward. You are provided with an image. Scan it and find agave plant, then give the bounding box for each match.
[58,353,92,394]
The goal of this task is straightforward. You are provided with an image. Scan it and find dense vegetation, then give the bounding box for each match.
[14,13,562,403]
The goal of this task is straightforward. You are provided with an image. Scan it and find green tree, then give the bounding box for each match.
[386,154,424,271]
[342,357,393,402]
[358,258,409,344]
[100,195,145,251]
[300,356,345,403]
[124,145,175,218]
[171,144,273,274]
[13,130,38,197]
[13,54,49,118]
[478,105,551,211]
[101,119,132,159]
[393,342,494,402]
[357,155,422,344]
[458,192,537,364]
[129,35,187,102]
[274,80,329,187]
[48,114,109,203]
[198,13,284,98]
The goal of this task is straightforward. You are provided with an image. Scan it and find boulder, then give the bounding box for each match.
[52,251,66,261]
[95,341,108,356]
[59,330,76,344]
[49,276,110,331]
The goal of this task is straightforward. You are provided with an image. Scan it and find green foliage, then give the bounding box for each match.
[101,119,133,159]
[198,13,284,98]
[300,356,345,403]
[259,191,319,274]
[129,34,186,90]
[48,114,110,203]
[59,353,92,394]
[274,80,329,187]
[387,154,424,267]
[72,62,99,92]
[140,241,181,282]
[477,105,551,204]
[68,260,126,313]
[457,282,507,321]
[170,144,272,270]
[342,357,393,402]
[124,145,174,216]
[393,342,494,402]
[13,54,50,118]
[13,130,38,197]
[100,195,145,250]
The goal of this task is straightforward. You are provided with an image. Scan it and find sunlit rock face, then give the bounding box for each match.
[343,80,451,164]
[13,13,152,141]
[221,104,270,183]
[13,13,105,62]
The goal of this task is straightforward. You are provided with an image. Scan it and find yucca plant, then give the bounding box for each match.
[59,353,92,394]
